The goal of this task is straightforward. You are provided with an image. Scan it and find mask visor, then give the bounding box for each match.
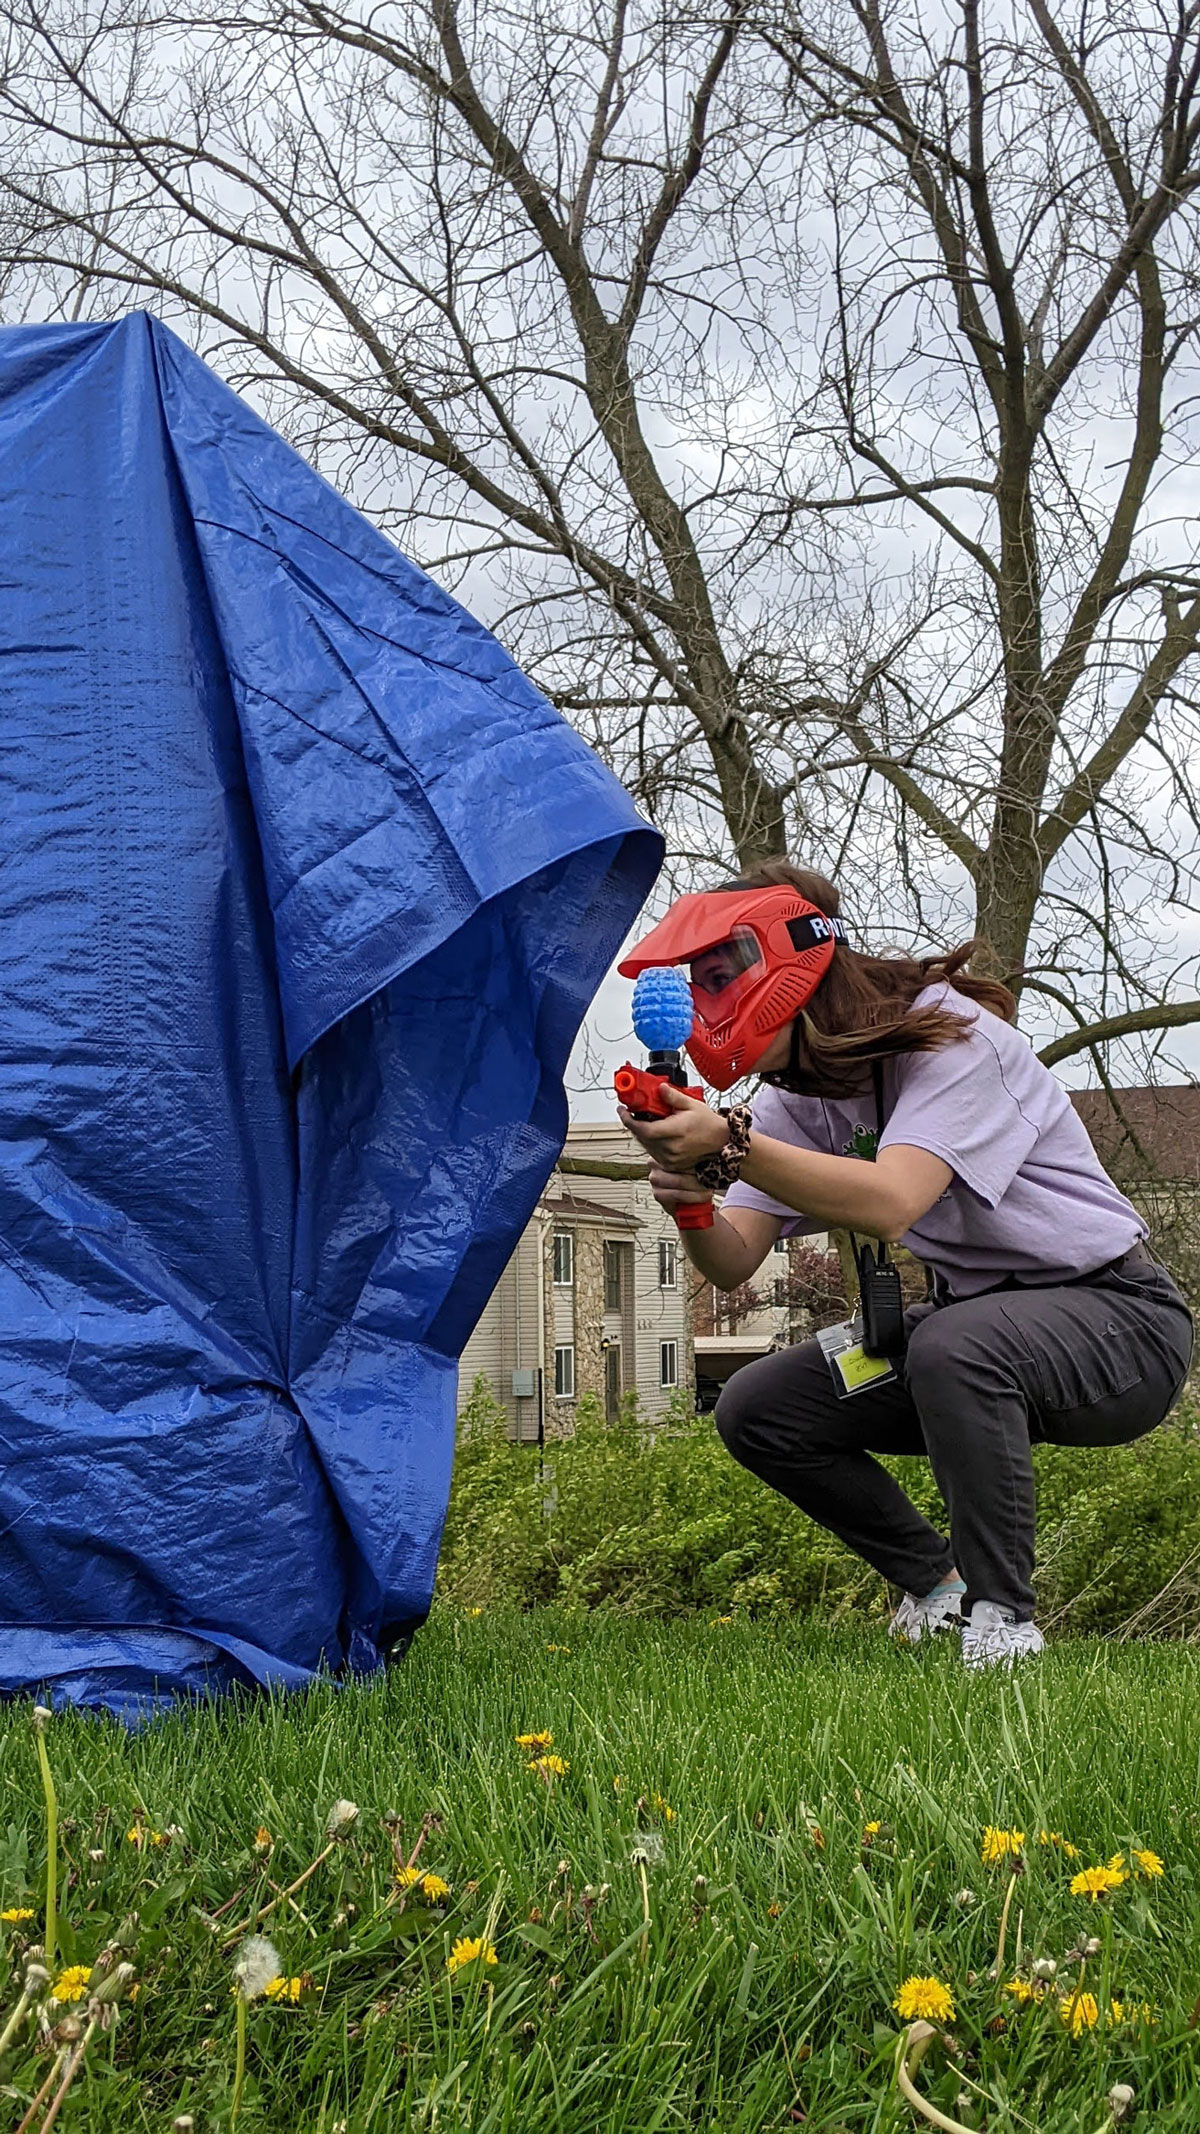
[687,927,764,1029]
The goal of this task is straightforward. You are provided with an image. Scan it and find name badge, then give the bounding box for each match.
[816,1318,898,1399]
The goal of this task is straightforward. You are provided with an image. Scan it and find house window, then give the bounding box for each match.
[603,1240,622,1313]
[773,1237,788,1255]
[659,1339,678,1389]
[773,1277,787,1307]
[554,1344,576,1398]
[552,1231,574,1286]
[658,1237,678,1288]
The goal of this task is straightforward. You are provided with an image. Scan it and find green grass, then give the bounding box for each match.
[2,1612,1200,2130]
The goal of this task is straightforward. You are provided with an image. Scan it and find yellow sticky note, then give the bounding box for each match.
[835,1344,893,1392]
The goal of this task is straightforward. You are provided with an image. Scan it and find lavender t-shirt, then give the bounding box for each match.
[722,984,1145,1296]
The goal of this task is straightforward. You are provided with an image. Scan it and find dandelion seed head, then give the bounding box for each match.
[631,1830,666,1867]
[233,1935,282,2002]
[325,1800,359,1838]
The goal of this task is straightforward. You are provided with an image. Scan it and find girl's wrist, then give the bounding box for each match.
[692,1104,754,1189]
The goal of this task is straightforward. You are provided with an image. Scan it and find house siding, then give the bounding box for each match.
[456,1123,693,1433]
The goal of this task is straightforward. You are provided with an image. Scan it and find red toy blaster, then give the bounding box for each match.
[613,1061,716,1232]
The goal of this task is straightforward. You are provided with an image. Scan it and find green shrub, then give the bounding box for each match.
[438,1378,1200,1635]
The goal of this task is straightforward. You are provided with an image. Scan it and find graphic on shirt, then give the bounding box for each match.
[843,1123,879,1162]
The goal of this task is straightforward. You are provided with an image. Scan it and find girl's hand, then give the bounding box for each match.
[645,1164,715,1218]
[617,1084,731,1171]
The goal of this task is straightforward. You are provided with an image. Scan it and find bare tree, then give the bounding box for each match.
[3,0,1200,1069]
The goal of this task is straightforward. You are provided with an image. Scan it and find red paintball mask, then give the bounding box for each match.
[619,887,846,1091]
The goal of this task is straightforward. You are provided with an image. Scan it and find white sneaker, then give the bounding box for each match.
[962,1600,1045,1671]
[888,1577,966,1644]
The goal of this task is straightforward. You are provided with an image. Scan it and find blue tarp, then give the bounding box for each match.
[0,313,661,1714]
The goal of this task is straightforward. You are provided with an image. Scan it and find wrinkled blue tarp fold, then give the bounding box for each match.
[0,314,661,1715]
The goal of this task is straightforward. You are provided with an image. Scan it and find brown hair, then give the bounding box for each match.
[726,859,1017,1099]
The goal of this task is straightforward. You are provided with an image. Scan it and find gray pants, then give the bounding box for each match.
[713,1251,1194,1620]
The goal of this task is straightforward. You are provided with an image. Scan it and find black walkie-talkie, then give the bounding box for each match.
[854,1236,906,1357]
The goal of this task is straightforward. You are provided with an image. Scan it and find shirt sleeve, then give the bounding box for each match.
[720,1084,826,1235]
[879,1015,1041,1209]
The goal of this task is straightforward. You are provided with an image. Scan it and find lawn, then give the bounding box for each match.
[2,1612,1199,2131]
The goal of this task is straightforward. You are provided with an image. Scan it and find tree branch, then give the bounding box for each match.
[1038,1000,1200,1069]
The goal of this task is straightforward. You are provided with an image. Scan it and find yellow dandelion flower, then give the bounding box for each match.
[467,1606,483,1616]
[1058,1990,1100,2036]
[0,1908,34,1924]
[863,1821,882,1841]
[125,1826,142,1847]
[50,1966,93,2004]
[446,1935,498,1976]
[982,1826,1025,1867]
[1107,1999,1125,2025]
[893,1975,955,2023]
[264,1975,305,2003]
[1070,1864,1127,1901]
[1004,1978,1039,2004]
[254,1826,273,1853]
[528,1754,569,1777]
[1037,1830,1079,1857]
[767,1902,782,1919]
[1107,1852,1126,1873]
[421,1874,451,1902]
[650,1793,675,1823]
[395,1866,421,1888]
[711,1615,733,1625]
[515,1730,553,1750]
[1133,1848,1164,1879]
[545,1643,571,1653]
[613,1775,626,1792]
